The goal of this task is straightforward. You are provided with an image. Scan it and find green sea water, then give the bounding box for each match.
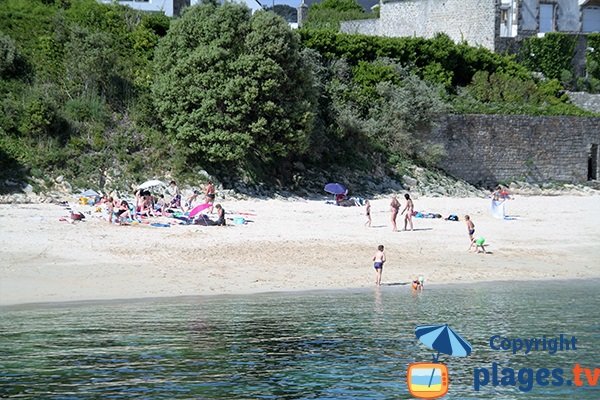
[1,280,599,399]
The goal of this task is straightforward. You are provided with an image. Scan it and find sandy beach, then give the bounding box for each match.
[1,194,599,305]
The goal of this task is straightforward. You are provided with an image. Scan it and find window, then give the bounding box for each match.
[582,7,600,33]
[539,3,556,33]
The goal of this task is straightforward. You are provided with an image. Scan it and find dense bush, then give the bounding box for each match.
[583,33,600,93]
[0,0,170,187]
[518,33,578,87]
[303,0,376,31]
[300,30,530,88]
[452,71,593,116]
[153,3,317,178]
[0,0,595,190]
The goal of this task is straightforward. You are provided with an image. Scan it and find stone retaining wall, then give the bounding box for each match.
[425,114,600,186]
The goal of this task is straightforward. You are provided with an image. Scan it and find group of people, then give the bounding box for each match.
[368,190,497,287]
[363,194,415,231]
[97,179,225,226]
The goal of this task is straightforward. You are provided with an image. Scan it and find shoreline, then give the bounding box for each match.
[1,195,599,306]
[2,276,599,309]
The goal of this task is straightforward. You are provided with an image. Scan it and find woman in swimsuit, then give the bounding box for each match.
[401,193,414,231]
[465,215,476,251]
[390,195,400,231]
[115,200,131,223]
[205,180,216,213]
[365,200,371,227]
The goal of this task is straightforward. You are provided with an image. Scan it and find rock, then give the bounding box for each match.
[22,184,34,194]
[4,179,21,187]
[198,170,212,181]
[12,193,26,204]
[293,161,306,171]
[402,175,417,188]
[55,175,64,183]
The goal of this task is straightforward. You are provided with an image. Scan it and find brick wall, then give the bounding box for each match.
[424,114,600,186]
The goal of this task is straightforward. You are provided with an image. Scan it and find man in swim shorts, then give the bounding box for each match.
[372,245,386,286]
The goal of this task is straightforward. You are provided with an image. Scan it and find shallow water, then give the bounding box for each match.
[1,280,599,399]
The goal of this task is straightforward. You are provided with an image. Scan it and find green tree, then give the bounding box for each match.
[518,33,577,83]
[266,5,297,23]
[303,0,374,31]
[153,3,316,174]
[0,32,17,76]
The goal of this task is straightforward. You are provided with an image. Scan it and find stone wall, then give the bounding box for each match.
[424,114,600,186]
[567,91,600,113]
[341,0,497,50]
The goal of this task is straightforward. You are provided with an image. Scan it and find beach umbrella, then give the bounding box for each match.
[415,324,472,361]
[324,183,347,195]
[80,189,100,197]
[137,180,167,190]
[189,203,212,218]
[415,324,472,388]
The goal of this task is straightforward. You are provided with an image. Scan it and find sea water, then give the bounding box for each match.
[1,280,599,399]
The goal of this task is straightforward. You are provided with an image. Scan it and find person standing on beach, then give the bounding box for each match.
[390,195,400,231]
[365,200,371,227]
[465,215,475,250]
[401,193,414,231]
[372,245,386,286]
[205,180,216,213]
[166,180,180,206]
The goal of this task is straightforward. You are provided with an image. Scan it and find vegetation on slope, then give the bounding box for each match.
[0,0,594,193]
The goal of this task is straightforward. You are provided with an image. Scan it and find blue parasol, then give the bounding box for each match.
[324,183,347,195]
[415,324,472,360]
[415,324,472,387]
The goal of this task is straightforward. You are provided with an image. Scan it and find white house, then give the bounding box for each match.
[98,0,264,17]
[340,0,600,52]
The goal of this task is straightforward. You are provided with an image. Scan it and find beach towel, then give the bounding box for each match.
[491,200,506,219]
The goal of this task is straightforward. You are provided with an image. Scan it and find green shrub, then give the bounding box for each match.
[518,33,577,82]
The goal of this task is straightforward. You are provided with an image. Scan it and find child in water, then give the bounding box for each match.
[412,275,424,291]
[372,245,386,286]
